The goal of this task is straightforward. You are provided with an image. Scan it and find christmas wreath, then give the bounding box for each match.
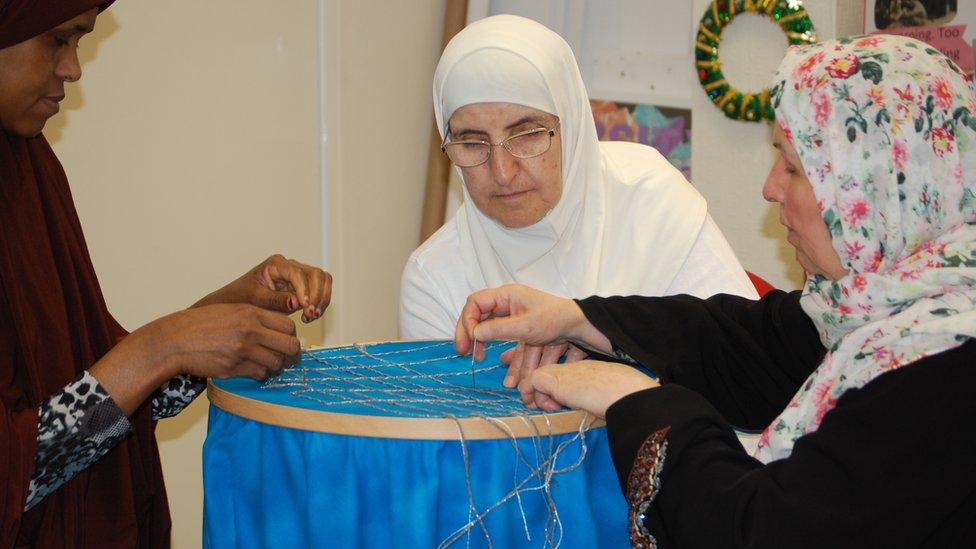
[696,0,816,122]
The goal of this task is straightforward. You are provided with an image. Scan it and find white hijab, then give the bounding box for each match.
[433,14,706,297]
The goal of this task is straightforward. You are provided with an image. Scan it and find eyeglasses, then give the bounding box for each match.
[441,125,558,168]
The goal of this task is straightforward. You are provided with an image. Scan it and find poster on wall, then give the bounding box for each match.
[864,0,973,75]
[590,99,692,181]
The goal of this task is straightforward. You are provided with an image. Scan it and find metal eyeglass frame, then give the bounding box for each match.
[440,125,559,168]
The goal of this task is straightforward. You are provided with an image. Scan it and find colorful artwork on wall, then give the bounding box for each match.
[590,99,692,181]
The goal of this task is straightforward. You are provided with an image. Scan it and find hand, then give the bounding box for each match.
[138,304,300,380]
[454,284,610,361]
[92,303,301,415]
[501,342,587,405]
[193,254,332,323]
[519,360,659,418]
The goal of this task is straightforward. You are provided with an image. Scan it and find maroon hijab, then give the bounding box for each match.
[0,2,171,546]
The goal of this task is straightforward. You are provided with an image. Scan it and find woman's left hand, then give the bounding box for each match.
[519,360,659,418]
[193,254,333,323]
[500,341,587,394]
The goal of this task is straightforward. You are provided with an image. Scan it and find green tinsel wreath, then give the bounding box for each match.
[696,0,816,122]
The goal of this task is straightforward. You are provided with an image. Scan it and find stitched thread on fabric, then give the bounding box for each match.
[258,340,592,548]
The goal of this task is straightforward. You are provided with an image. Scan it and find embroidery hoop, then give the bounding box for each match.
[204,339,621,547]
[695,0,816,122]
[207,339,603,439]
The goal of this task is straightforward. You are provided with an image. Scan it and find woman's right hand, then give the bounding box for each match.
[142,303,300,381]
[91,304,300,415]
[455,284,582,357]
[454,284,612,389]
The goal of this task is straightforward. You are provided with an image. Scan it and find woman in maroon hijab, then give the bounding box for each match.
[0,2,332,546]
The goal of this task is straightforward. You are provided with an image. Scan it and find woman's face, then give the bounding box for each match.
[0,9,97,137]
[763,124,849,280]
[448,102,562,228]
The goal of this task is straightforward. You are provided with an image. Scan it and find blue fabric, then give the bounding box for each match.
[203,340,630,547]
[204,409,629,548]
[212,340,533,418]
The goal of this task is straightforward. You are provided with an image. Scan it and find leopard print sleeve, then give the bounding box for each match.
[151,374,206,420]
[25,371,131,511]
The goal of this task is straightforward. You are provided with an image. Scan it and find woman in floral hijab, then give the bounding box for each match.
[452,35,976,546]
[758,34,976,461]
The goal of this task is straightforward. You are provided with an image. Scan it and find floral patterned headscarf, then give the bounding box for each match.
[756,35,976,462]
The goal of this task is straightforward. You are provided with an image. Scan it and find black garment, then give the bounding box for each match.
[578,290,976,548]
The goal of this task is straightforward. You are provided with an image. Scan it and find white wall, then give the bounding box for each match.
[322,1,446,345]
[690,0,830,289]
[50,2,323,547]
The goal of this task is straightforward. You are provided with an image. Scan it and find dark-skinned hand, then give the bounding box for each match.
[193,254,333,322]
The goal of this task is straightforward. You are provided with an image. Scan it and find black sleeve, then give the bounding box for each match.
[604,341,976,548]
[577,290,825,430]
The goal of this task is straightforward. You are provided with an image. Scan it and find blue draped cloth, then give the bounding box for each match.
[202,341,629,547]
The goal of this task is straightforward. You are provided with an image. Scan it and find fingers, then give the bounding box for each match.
[263,256,332,321]
[256,308,297,335]
[297,265,332,322]
[503,342,525,388]
[264,256,309,309]
[242,347,289,379]
[242,312,301,379]
[454,290,493,359]
[471,315,537,346]
[539,343,567,367]
[565,344,587,362]
[533,391,564,412]
[307,269,333,319]
[518,365,563,411]
[251,309,301,359]
[255,328,301,358]
[499,347,516,365]
[456,289,509,356]
[528,361,659,418]
[506,341,563,395]
[516,344,543,404]
[454,313,473,356]
[253,285,299,314]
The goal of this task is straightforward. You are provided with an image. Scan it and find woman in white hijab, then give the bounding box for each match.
[399,14,756,339]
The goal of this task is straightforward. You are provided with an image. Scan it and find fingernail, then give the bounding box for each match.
[503,375,514,387]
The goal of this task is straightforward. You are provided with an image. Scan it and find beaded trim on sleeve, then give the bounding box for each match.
[612,344,639,365]
[626,426,670,548]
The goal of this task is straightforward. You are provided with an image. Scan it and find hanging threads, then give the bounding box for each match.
[257,340,595,548]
